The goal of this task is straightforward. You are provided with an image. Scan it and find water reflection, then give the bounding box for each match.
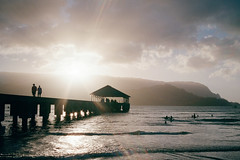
[2,106,240,159]
[54,136,101,155]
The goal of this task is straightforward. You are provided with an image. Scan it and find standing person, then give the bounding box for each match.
[38,85,42,97]
[32,84,37,97]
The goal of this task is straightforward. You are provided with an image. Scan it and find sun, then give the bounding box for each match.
[44,44,103,83]
[54,62,92,83]
[52,54,101,83]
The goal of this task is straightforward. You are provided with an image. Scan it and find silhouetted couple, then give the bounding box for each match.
[32,84,42,97]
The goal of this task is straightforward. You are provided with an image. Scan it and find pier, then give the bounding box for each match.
[0,85,130,132]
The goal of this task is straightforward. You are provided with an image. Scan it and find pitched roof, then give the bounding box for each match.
[91,85,130,98]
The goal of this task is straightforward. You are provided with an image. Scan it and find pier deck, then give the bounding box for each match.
[0,93,130,132]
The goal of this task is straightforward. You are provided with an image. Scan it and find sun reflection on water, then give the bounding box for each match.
[53,135,103,155]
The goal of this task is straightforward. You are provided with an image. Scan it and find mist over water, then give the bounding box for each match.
[1,105,240,159]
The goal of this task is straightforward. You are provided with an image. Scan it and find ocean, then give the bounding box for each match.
[0,105,240,159]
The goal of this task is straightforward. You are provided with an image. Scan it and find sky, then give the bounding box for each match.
[0,0,240,102]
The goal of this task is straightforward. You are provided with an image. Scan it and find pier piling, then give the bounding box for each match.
[55,104,63,122]
[22,117,28,131]
[0,103,4,122]
[13,115,18,127]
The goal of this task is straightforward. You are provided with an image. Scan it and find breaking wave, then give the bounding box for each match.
[46,130,191,136]
[1,146,240,160]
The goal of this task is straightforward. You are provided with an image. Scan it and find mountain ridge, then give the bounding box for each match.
[168,81,221,99]
[0,72,234,106]
[127,84,229,106]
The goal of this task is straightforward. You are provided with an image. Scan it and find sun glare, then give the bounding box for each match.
[64,65,89,80]
[50,48,102,83]
[55,63,92,84]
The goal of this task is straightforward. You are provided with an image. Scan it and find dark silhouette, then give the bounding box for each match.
[164,115,173,122]
[128,84,231,106]
[0,85,130,133]
[170,116,173,122]
[32,84,37,97]
[0,123,5,135]
[37,85,42,97]
[192,113,196,119]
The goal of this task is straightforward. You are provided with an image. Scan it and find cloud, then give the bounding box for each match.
[203,37,240,62]
[0,0,65,46]
[168,35,240,75]
[209,60,240,80]
[0,0,65,26]
[1,0,240,45]
[96,41,142,64]
[0,0,240,78]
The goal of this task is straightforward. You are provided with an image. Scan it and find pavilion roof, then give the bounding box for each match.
[90,85,130,98]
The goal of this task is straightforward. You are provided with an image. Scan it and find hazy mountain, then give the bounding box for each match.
[168,81,221,98]
[127,84,230,106]
[0,72,231,106]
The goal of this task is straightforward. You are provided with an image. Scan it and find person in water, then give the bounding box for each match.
[32,84,37,97]
[37,85,42,97]
[170,116,173,122]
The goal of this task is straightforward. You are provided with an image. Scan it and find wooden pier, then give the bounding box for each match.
[0,85,130,132]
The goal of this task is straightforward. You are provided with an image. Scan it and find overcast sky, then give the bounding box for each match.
[0,0,240,102]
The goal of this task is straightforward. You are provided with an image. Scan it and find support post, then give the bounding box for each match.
[30,114,36,127]
[22,117,28,132]
[42,114,49,126]
[88,110,92,117]
[55,105,63,122]
[40,103,50,127]
[13,115,18,127]
[64,104,71,121]
[10,103,19,129]
[77,111,82,120]
[30,103,37,127]
[65,111,70,121]
[56,113,61,122]
[0,121,5,135]
[0,103,5,135]
[0,103,4,122]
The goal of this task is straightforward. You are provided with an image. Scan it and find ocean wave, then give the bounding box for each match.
[46,130,191,136]
[1,129,191,137]
[196,118,240,122]
[1,146,240,160]
[146,122,173,126]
